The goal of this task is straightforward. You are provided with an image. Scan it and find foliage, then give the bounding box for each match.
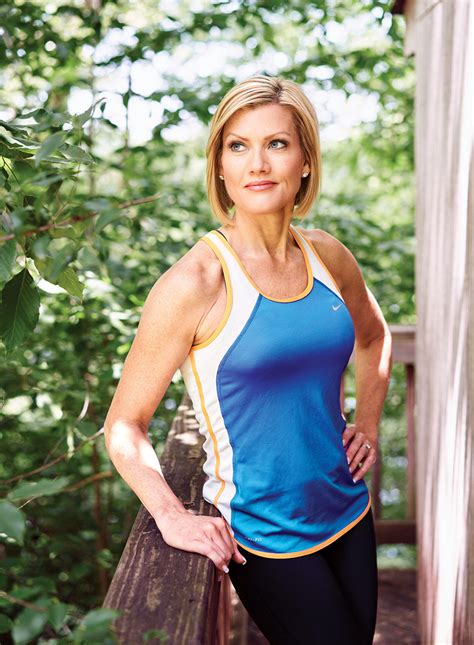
[0,0,415,641]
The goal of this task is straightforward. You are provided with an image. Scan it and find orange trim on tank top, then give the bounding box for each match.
[234,491,372,559]
[209,224,314,302]
[295,226,344,300]
[190,236,233,351]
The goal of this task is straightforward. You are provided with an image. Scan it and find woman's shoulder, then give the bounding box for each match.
[295,225,350,290]
[149,234,224,309]
[295,225,343,253]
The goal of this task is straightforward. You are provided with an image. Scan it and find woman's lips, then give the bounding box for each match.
[245,182,277,191]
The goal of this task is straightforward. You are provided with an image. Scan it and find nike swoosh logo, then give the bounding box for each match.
[332,304,342,311]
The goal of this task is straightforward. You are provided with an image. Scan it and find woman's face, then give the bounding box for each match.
[219,103,310,218]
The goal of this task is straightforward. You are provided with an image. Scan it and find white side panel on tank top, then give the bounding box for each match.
[179,231,259,532]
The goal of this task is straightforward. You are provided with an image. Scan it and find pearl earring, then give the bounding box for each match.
[219,175,224,180]
[302,171,309,177]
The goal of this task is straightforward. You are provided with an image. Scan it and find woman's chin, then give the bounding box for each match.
[235,199,290,215]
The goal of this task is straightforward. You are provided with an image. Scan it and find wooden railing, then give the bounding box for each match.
[102,402,233,645]
[103,323,416,644]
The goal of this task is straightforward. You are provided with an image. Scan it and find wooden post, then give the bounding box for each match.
[392,0,474,640]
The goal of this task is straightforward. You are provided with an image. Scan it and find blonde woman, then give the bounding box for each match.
[103,75,392,644]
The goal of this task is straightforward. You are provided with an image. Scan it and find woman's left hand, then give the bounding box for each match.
[342,423,377,483]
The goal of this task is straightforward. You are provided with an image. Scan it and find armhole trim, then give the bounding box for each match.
[190,236,233,352]
[295,227,344,300]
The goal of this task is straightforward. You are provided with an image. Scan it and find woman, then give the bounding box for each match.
[103,75,392,644]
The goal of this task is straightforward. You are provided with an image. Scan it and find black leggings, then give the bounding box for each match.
[228,507,378,645]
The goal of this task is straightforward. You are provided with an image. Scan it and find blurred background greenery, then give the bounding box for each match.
[0,0,415,641]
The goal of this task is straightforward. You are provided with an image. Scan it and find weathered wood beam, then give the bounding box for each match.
[375,519,417,545]
[102,400,230,645]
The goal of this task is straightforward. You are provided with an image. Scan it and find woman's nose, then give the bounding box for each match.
[248,148,271,173]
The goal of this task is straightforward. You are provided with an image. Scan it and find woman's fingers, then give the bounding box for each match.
[214,517,235,554]
[231,541,247,564]
[159,512,247,576]
[342,424,359,464]
[205,519,246,572]
[348,443,369,473]
[341,422,356,448]
[207,520,233,553]
[203,523,231,566]
[196,537,230,573]
[342,423,377,482]
[352,449,377,482]
[222,518,247,564]
[208,517,247,567]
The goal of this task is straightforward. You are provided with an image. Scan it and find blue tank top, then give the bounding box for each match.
[179,224,371,559]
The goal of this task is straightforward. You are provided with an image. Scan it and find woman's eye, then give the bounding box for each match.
[269,139,287,149]
[228,139,287,152]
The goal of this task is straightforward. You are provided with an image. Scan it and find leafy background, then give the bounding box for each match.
[0,0,415,642]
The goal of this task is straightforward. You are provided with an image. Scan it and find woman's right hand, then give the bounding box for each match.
[156,508,247,574]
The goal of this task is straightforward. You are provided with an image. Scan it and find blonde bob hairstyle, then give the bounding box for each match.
[206,74,322,226]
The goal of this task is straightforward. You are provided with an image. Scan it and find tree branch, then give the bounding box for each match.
[1,427,105,486]
[0,192,162,243]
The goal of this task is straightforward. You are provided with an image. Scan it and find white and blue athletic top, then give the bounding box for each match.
[179,223,372,559]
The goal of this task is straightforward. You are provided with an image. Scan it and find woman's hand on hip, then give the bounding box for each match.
[342,423,378,483]
[156,508,247,575]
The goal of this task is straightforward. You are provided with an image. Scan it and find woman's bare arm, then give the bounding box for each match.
[102,245,246,571]
[103,256,205,516]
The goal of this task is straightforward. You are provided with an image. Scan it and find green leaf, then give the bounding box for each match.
[60,144,94,164]
[0,125,27,147]
[72,97,106,128]
[71,607,121,644]
[30,172,64,188]
[77,244,101,269]
[42,241,77,282]
[48,601,70,631]
[0,613,13,634]
[81,607,120,629]
[95,209,123,233]
[143,628,170,642]
[34,131,67,167]
[0,118,32,133]
[0,268,40,352]
[11,597,50,644]
[0,141,32,161]
[0,500,26,544]
[83,198,111,212]
[7,108,47,122]
[56,266,85,299]
[35,253,83,293]
[0,239,17,281]
[8,476,70,502]
[49,226,79,240]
